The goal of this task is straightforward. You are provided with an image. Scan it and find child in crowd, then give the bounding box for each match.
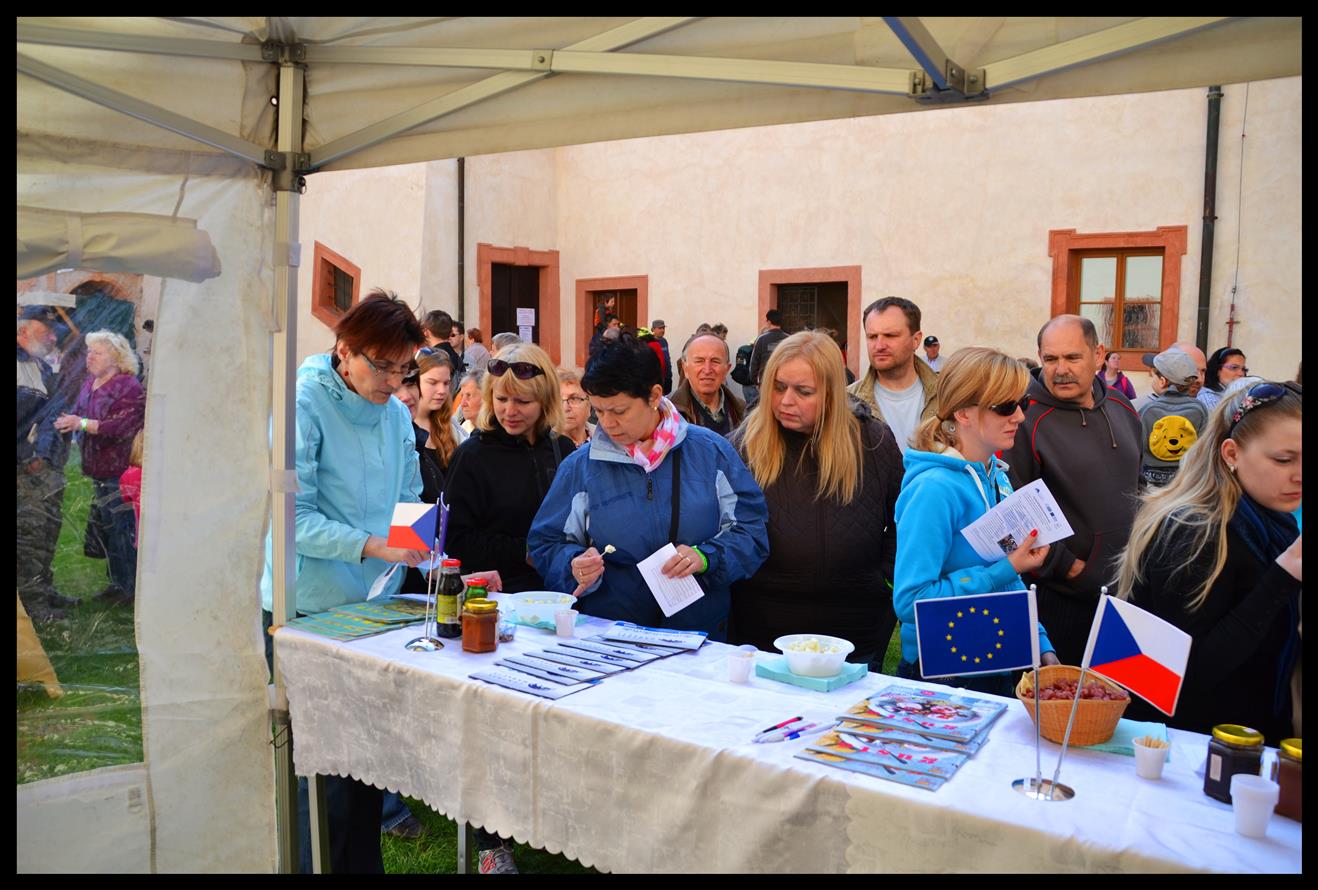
[120,431,144,547]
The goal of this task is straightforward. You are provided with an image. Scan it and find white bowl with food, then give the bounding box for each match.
[773,634,855,678]
[505,591,577,628]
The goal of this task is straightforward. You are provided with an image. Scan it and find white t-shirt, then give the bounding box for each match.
[873,376,926,450]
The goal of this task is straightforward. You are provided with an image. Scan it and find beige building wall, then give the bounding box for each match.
[296,77,1300,392]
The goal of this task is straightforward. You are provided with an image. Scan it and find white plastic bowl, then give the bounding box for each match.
[773,634,855,678]
[505,591,576,626]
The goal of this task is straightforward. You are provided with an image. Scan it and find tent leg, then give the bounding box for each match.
[272,711,300,872]
[308,774,331,873]
[457,821,475,874]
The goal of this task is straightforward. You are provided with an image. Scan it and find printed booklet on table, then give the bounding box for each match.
[841,684,1007,743]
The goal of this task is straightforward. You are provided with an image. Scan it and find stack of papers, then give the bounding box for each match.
[796,684,1007,791]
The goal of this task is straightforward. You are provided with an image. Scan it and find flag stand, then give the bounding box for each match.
[1011,584,1075,801]
[406,496,447,652]
[1041,584,1111,800]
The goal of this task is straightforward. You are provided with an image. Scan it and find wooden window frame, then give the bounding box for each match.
[574,275,649,370]
[1049,227,1187,371]
[311,241,361,329]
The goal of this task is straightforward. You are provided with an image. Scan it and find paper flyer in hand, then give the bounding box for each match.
[959,478,1073,561]
[807,731,968,779]
[841,684,1007,743]
[602,622,707,651]
[636,543,706,617]
[835,720,988,757]
[795,749,947,791]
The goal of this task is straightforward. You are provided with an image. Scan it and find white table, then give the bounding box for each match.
[274,607,1301,873]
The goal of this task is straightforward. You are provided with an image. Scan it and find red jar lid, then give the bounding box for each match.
[441,558,461,567]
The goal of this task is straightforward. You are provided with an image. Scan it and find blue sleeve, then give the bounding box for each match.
[293,396,370,564]
[695,436,769,587]
[400,417,422,505]
[527,448,595,596]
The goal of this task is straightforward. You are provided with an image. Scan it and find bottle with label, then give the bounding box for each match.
[1271,738,1302,821]
[435,559,464,638]
[1203,724,1264,803]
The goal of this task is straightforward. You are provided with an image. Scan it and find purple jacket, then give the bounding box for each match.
[1097,369,1137,401]
[74,373,146,479]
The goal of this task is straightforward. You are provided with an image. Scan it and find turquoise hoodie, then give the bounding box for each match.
[894,447,1054,668]
[260,353,422,615]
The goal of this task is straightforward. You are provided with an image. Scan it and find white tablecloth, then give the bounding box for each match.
[274,608,1301,873]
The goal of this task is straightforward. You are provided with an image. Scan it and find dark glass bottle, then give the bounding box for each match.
[435,558,464,638]
[1203,724,1264,803]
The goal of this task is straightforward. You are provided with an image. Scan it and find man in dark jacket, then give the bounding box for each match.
[1002,315,1142,664]
[650,319,673,394]
[669,332,745,434]
[17,306,80,618]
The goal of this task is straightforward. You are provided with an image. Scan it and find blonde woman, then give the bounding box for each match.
[445,341,572,595]
[556,367,595,447]
[1115,381,1301,744]
[54,330,145,605]
[728,331,904,668]
[893,347,1059,695]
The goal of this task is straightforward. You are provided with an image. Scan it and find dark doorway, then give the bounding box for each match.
[491,263,542,343]
[774,281,849,352]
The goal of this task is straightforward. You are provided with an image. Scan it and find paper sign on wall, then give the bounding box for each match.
[516,307,536,326]
[518,325,534,342]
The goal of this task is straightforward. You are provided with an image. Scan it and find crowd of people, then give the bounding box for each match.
[19,284,1300,873]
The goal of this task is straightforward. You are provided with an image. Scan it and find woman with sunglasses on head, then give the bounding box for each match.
[1199,347,1249,411]
[529,333,768,641]
[728,331,903,670]
[1115,381,1301,744]
[257,290,427,874]
[445,342,573,599]
[893,347,1060,695]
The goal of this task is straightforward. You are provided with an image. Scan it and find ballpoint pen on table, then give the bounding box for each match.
[755,716,803,737]
[754,720,839,744]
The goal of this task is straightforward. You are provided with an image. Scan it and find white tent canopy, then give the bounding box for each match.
[16,16,1301,874]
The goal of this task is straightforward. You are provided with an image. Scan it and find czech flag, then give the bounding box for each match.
[914,589,1039,678]
[386,502,437,551]
[1081,595,1192,716]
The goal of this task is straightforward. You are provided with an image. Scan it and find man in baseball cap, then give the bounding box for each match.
[919,334,943,372]
[649,319,672,394]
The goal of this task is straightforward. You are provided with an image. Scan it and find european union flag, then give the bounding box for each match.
[913,589,1039,678]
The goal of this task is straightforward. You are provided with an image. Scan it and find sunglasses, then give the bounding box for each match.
[487,359,545,380]
[1229,381,1298,429]
[987,395,1030,417]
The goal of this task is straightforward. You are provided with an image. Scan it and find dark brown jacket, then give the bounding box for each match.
[670,379,745,433]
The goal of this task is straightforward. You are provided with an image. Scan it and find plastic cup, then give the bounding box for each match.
[1230,774,1279,838]
[554,609,576,638]
[727,645,757,683]
[1132,738,1168,780]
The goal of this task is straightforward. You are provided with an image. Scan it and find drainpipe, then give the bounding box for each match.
[1195,85,1223,354]
[457,157,465,325]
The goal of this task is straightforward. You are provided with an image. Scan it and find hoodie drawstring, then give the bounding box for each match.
[1078,405,1119,449]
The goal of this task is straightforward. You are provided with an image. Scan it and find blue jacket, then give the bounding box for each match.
[894,446,1054,667]
[260,353,422,614]
[528,413,768,640]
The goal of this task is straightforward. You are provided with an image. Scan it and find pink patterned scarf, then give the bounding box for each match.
[626,397,682,473]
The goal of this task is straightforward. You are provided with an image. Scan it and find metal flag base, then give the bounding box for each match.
[405,636,444,652]
[1011,777,1075,801]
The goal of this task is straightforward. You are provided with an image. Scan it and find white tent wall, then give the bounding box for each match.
[16,140,278,872]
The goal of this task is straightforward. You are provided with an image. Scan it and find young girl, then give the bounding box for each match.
[119,431,144,548]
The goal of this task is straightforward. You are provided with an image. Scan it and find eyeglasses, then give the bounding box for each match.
[1222,362,1249,374]
[562,395,589,406]
[359,352,411,379]
[1228,381,1295,429]
[487,359,545,380]
[987,395,1030,417]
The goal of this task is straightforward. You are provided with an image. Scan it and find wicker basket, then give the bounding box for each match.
[1016,664,1130,746]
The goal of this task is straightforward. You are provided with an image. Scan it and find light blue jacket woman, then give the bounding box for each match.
[260,353,422,615]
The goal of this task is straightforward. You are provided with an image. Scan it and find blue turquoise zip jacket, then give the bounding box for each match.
[527,413,768,640]
[894,446,1054,668]
[260,353,422,615]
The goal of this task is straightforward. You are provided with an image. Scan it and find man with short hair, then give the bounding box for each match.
[670,332,745,434]
[846,297,939,450]
[17,306,80,619]
[748,309,788,394]
[650,319,673,394]
[421,308,465,379]
[1136,348,1209,488]
[1002,315,1142,664]
[919,335,944,372]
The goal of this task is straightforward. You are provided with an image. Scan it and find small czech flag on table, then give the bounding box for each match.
[387,502,438,551]
[1081,595,1192,716]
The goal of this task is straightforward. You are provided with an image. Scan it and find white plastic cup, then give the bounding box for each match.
[727,645,757,683]
[1230,774,1279,838]
[1132,738,1168,780]
[554,609,576,638]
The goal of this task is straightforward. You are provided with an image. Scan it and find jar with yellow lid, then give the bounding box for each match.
[1270,739,1301,821]
[1204,724,1264,803]
[461,597,499,653]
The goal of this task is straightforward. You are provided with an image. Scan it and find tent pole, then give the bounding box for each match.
[270,51,307,874]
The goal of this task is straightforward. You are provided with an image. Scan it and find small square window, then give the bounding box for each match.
[311,242,361,329]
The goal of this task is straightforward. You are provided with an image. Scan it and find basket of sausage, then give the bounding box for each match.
[1016,664,1130,746]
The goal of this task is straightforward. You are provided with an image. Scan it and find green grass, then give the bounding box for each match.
[382,803,598,874]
